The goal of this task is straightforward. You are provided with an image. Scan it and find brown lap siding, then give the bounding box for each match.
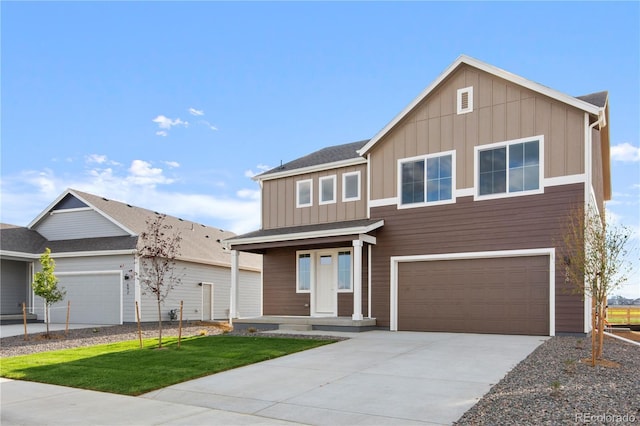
[370,183,585,333]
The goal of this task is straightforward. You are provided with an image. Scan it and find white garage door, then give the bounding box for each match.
[49,272,121,325]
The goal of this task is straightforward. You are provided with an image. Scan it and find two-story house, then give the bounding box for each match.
[226,55,610,336]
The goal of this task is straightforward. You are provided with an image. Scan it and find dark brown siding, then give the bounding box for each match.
[398,256,549,335]
[263,247,310,316]
[371,183,584,333]
[262,245,369,317]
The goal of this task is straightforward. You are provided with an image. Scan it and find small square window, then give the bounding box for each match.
[296,179,313,208]
[457,86,473,115]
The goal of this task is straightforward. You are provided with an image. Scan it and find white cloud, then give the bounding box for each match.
[86,154,107,164]
[200,120,218,131]
[188,108,204,116]
[244,164,271,178]
[0,163,260,234]
[610,142,640,162]
[127,160,174,186]
[164,161,180,168]
[152,115,189,136]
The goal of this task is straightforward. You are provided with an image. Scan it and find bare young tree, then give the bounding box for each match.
[32,248,66,337]
[137,214,183,348]
[561,204,634,365]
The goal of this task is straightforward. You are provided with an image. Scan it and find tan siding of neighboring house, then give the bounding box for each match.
[369,64,586,201]
[369,184,585,334]
[261,164,367,230]
[591,128,605,213]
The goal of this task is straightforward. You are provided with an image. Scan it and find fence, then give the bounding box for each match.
[606,306,640,326]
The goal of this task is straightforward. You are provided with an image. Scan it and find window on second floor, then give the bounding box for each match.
[342,171,360,202]
[398,151,455,208]
[476,137,542,199]
[319,175,336,205]
[296,179,313,208]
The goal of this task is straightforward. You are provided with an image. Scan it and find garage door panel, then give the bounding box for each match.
[398,256,549,335]
[49,274,121,325]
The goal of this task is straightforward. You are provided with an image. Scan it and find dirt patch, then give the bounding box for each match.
[609,329,640,342]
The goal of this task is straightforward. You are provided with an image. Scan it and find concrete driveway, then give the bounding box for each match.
[1,330,546,425]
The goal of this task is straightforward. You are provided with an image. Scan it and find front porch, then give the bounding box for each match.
[232,316,377,333]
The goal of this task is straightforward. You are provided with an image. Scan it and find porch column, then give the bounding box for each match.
[230,250,239,321]
[352,240,363,321]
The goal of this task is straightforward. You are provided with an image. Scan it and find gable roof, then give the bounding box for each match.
[256,140,368,181]
[25,189,261,270]
[358,55,606,156]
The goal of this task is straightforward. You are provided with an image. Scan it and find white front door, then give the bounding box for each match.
[314,253,337,316]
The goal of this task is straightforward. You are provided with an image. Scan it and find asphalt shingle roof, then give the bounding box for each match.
[259,140,368,177]
[576,91,608,108]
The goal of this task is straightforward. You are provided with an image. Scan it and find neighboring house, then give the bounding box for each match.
[226,55,610,336]
[0,189,262,325]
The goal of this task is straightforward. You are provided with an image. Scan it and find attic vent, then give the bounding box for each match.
[457,86,473,115]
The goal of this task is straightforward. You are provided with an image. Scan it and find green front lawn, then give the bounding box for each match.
[0,335,334,395]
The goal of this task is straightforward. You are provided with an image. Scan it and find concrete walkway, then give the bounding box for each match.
[1,331,547,425]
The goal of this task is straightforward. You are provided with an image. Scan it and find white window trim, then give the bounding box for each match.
[342,171,361,202]
[319,175,337,205]
[296,252,313,293]
[457,86,473,115]
[474,135,545,201]
[337,249,354,293]
[296,179,313,208]
[397,150,456,209]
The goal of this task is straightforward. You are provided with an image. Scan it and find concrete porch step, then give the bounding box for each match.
[278,324,313,331]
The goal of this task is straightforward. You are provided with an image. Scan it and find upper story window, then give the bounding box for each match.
[398,151,455,208]
[342,171,360,202]
[457,86,473,115]
[476,136,543,200]
[296,179,313,208]
[319,175,336,205]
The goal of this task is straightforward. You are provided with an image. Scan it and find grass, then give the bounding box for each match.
[0,335,334,395]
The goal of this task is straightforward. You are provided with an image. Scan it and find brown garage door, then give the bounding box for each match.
[398,256,549,335]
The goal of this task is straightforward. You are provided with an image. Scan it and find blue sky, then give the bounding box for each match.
[2,2,638,296]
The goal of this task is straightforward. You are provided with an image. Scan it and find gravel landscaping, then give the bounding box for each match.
[2,324,638,425]
[455,334,640,425]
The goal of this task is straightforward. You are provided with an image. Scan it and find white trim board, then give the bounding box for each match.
[389,248,556,336]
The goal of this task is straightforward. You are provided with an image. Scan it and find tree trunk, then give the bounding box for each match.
[597,298,606,359]
[591,295,596,367]
[157,297,163,348]
[45,303,50,337]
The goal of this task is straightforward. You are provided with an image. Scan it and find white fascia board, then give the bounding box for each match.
[49,249,137,258]
[227,220,384,247]
[254,157,367,182]
[68,189,137,236]
[0,250,40,260]
[359,55,600,156]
